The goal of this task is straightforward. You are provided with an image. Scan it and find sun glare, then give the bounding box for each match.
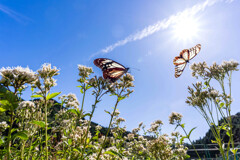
[172,15,200,42]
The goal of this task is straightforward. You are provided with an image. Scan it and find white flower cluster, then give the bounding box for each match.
[77,65,93,83]
[17,101,36,110]
[169,112,183,124]
[148,120,163,133]
[37,63,59,78]
[59,93,80,109]
[0,66,37,87]
[0,121,8,131]
[190,60,239,80]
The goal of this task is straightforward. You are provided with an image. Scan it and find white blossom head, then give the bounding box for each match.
[0,66,37,90]
[77,65,93,83]
[169,112,183,124]
[59,93,79,109]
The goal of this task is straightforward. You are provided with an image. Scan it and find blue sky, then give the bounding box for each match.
[1,0,240,140]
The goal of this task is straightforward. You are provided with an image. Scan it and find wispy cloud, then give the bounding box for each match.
[0,4,31,23]
[90,0,234,58]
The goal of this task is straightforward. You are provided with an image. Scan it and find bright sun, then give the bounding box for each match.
[172,15,200,42]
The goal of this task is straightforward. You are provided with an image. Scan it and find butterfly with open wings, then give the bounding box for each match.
[93,58,129,83]
[173,44,201,78]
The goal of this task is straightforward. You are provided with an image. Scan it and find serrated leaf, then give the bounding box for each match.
[12,131,28,141]
[31,95,43,98]
[46,92,61,100]
[31,120,45,128]
[67,109,79,116]
[219,102,225,109]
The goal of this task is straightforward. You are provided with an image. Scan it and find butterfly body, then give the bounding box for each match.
[94,58,129,82]
[173,44,201,78]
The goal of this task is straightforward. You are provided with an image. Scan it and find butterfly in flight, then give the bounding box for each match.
[93,58,129,83]
[173,44,201,78]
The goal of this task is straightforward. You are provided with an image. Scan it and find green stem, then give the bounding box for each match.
[80,86,86,117]
[7,111,14,160]
[44,95,48,160]
[96,98,120,160]
[21,141,26,160]
[80,94,99,159]
[27,136,34,160]
[180,125,201,159]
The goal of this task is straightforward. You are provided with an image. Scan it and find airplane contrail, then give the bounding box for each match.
[90,0,234,58]
[0,4,31,23]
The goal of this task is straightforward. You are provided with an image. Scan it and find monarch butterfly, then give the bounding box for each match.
[93,58,129,82]
[173,44,201,78]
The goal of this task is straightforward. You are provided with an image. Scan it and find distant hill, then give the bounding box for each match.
[186,112,240,158]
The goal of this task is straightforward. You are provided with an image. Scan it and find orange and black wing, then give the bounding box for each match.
[103,68,127,82]
[94,58,128,82]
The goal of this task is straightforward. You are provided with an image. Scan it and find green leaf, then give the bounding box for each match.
[219,102,225,109]
[12,131,28,141]
[46,92,61,100]
[187,127,197,138]
[211,140,217,144]
[104,150,117,157]
[0,106,7,112]
[67,109,79,116]
[230,148,238,155]
[180,136,187,144]
[31,95,43,98]
[73,148,80,153]
[80,88,83,94]
[0,85,7,92]
[92,135,98,140]
[83,113,91,117]
[0,100,11,106]
[226,131,231,137]
[68,139,72,145]
[31,120,45,128]
[180,123,185,128]
[110,150,123,159]
[11,128,17,134]
[118,96,126,101]
[86,85,92,90]
[104,110,110,115]
[76,85,82,88]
